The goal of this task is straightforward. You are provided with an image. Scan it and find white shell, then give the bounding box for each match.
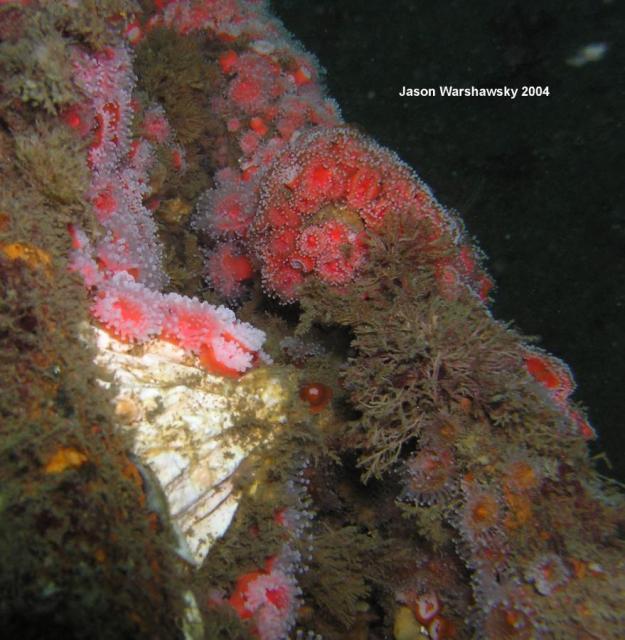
[92,327,290,566]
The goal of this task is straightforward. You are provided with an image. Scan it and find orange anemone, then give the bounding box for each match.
[299,382,332,414]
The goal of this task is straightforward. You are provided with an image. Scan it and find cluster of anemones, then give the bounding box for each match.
[212,467,313,639]
[250,127,491,302]
[453,475,517,610]
[157,0,343,301]
[138,1,492,306]
[396,589,457,640]
[226,554,302,640]
[193,167,259,299]
[62,39,268,376]
[499,455,543,531]
[67,45,168,290]
[85,270,267,376]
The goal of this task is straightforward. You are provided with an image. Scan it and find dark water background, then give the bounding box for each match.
[273,0,625,482]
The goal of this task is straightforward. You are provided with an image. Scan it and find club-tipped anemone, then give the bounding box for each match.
[401,449,456,506]
[502,458,541,495]
[227,52,284,115]
[205,242,255,300]
[481,591,536,640]
[525,553,570,596]
[420,412,463,449]
[227,554,301,640]
[413,591,440,625]
[194,176,256,240]
[522,347,574,406]
[141,107,170,144]
[458,480,502,548]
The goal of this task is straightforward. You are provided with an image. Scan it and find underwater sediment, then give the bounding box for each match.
[1,1,624,639]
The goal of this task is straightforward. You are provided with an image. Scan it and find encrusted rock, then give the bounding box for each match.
[93,327,289,566]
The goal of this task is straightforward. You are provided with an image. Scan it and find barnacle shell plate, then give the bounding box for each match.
[92,327,287,566]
